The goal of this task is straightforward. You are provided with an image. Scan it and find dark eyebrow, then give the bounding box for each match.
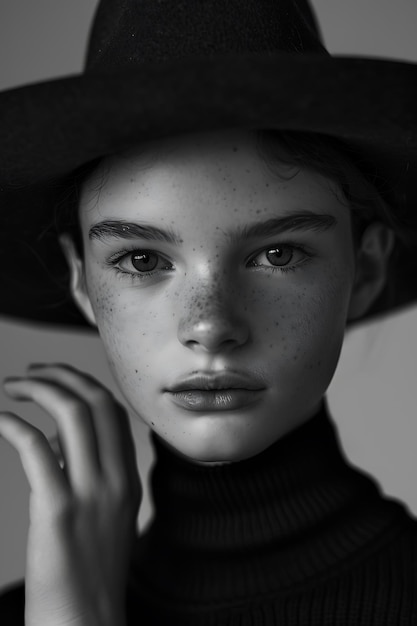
[226,212,337,243]
[89,220,183,245]
[88,212,337,245]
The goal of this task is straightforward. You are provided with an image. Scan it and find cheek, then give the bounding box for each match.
[86,274,152,382]
[86,271,178,412]
[255,266,352,376]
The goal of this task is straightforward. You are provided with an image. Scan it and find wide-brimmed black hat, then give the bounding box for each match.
[1,0,416,330]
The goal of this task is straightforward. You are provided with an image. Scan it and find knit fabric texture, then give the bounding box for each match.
[1,400,417,624]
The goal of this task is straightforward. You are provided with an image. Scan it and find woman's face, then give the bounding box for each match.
[75,129,357,464]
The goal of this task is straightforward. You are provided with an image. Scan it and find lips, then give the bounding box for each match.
[165,371,266,412]
[166,371,265,393]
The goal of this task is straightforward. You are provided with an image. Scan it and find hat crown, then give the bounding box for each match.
[85,0,327,71]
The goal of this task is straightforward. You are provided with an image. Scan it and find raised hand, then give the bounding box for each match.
[0,363,142,626]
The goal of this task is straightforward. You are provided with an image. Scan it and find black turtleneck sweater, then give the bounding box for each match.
[1,400,417,624]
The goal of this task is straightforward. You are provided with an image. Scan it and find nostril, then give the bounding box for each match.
[178,317,249,352]
[185,339,199,348]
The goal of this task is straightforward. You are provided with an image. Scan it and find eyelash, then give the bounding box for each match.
[105,242,312,281]
[247,243,312,274]
[106,248,174,282]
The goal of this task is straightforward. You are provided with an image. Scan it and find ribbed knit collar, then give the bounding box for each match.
[129,399,401,611]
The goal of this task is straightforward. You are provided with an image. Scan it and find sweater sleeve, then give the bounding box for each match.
[0,580,25,625]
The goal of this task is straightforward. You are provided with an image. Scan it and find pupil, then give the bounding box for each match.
[131,252,158,272]
[266,247,292,266]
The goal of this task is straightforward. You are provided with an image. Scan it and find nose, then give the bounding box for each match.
[177,278,250,353]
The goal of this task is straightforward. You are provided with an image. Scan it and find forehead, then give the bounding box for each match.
[78,129,348,230]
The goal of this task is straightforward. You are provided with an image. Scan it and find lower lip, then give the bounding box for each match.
[167,389,264,412]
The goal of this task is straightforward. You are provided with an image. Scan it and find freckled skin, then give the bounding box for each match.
[75,129,357,465]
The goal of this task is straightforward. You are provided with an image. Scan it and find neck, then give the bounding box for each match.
[131,398,401,607]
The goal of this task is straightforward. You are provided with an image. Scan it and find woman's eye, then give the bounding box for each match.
[248,244,307,271]
[115,250,173,275]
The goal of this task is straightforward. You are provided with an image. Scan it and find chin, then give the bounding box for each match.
[164,421,274,465]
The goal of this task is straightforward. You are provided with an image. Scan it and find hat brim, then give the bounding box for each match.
[1,52,417,329]
[1,53,416,186]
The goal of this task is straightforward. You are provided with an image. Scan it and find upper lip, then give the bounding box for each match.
[166,371,266,392]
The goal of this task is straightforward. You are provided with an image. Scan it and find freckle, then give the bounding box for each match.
[135,369,138,373]
[151,422,155,426]
[232,146,237,152]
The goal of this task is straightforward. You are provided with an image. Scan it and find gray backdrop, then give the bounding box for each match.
[1,0,417,589]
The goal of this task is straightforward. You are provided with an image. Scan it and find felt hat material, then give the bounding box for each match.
[0,0,416,329]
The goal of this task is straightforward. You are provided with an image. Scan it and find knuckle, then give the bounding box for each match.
[22,428,48,453]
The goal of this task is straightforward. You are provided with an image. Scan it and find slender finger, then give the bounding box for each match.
[0,411,69,505]
[4,377,101,494]
[27,364,140,492]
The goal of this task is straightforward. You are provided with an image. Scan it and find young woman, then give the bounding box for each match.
[0,1,416,625]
